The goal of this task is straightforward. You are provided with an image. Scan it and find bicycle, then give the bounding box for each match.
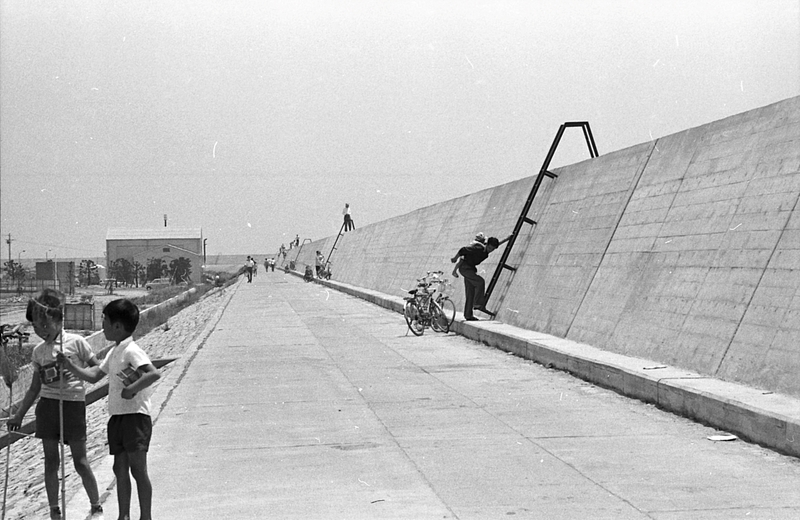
[402,271,455,336]
[426,271,456,328]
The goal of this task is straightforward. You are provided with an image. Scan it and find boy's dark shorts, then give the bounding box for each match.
[107,413,152,455]
[35,397,87,444]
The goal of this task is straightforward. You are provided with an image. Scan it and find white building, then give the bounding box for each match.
[106,228,204,284]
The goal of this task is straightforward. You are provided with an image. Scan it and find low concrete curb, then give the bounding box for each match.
[308,274,800,459]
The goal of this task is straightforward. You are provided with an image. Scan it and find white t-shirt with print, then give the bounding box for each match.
[99,337,153,416]
[32,332,94,402]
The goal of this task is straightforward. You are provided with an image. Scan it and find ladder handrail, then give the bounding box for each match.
[325,222,347,266]
[483,122,598,311]
[293,238,313,263]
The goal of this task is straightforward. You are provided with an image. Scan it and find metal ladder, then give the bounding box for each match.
[293,238,312,264]
[325,222,347,270]
[482,122,599,316]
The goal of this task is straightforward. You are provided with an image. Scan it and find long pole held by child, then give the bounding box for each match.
[58,320,66,519]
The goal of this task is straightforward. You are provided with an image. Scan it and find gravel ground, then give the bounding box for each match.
[0,281,238,519]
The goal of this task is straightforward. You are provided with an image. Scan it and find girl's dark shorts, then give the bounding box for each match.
[35,397,87,444]
[107,413,152,455]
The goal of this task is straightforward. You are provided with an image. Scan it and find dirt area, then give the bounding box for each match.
[0,285,148,330]
[1,285,168,374]
[0,281,238,519]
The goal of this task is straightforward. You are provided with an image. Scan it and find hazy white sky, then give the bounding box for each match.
[1,0,798,260]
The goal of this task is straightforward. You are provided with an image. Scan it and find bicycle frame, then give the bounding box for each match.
[403,271,453,334]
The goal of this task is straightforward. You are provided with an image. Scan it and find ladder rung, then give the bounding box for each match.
[501,264,517,272]
[544,170,557,179]
[523,217,537,225]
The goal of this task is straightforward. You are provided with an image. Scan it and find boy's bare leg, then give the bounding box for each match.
[69,440,100,506]
[128,451,152,520]
[113,453,132,520]
[42,439,61,510]
[114,451,152,520]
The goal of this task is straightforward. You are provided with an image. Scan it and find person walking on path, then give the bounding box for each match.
[60,299,161,520]
[315,251,325,278]
[451,233,513,321]
[343,203,355,232]
[244,256,254,283]
[8,289,104,520]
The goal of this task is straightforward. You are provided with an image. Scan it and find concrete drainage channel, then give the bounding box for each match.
[294,270,800,459]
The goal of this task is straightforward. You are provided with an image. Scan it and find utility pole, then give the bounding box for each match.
[5,233,11,263]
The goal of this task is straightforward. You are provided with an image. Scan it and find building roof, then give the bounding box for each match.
[106,228,203,241]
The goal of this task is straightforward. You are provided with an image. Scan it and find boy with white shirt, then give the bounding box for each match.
[62,299,160,520]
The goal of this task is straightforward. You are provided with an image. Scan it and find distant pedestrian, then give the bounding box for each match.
[315,251,325,278]
[244,256,254,283]
[293,234,300,248]
[60,299,161,520]
[8,289,104,520]
[451,233,513,321]
[343,203,355,232]
[269,258,275,271]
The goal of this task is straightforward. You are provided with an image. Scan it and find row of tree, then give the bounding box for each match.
[2,260,26,283]
[108,257,192,287]
[2,257,193,288]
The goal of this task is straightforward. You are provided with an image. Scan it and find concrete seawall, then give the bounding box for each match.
[294,96,800,399]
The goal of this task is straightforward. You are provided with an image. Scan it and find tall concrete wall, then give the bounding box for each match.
[296,96,800,398]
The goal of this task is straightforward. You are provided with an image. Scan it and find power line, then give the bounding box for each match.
[13,239,102,255]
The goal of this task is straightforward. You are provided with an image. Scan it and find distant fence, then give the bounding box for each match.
[0,279,72,297]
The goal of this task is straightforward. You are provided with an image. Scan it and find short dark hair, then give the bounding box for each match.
[103,299,140,333]
[487,237,500,248]
[26,289,64,322]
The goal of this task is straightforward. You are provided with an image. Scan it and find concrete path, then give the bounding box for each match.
[96,273,800,519]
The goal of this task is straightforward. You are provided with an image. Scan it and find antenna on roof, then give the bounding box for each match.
[164,214,167,227]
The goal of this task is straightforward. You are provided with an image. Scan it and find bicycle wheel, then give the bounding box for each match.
[430,302,449,333]
[438,297,456,326]
[403,300,424,336]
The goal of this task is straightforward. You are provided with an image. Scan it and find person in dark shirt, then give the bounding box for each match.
[451,233,512,321]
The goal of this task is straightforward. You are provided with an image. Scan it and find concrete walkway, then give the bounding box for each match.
[93,273,800,519]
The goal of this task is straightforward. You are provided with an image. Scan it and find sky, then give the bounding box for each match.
[1,0,798,261]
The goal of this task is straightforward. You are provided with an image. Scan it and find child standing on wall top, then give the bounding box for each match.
[8,289,104,520]
[60,299,161,520]
[343,203,355,231]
